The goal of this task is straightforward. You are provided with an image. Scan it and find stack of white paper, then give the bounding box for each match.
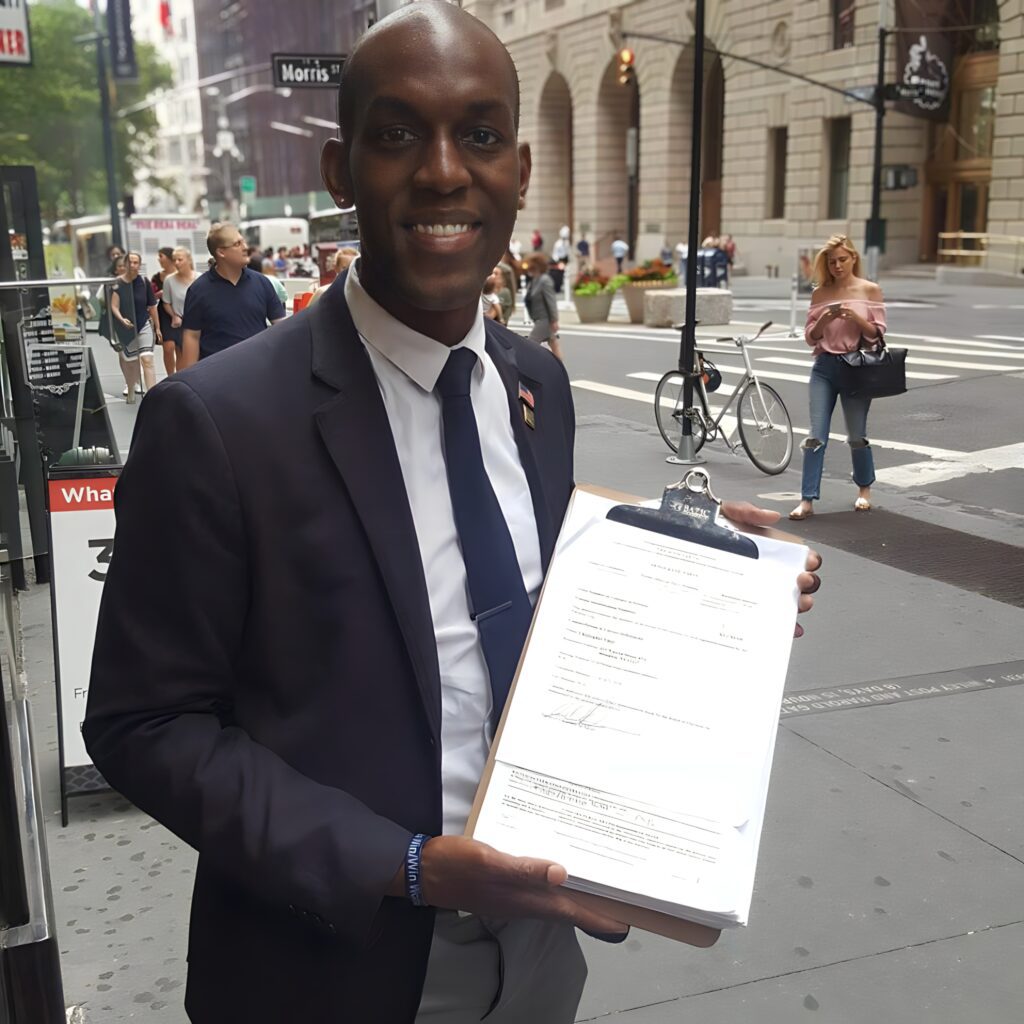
[470,489,808,930]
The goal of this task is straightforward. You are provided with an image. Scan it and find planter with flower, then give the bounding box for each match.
[571,271,614,323]
[620,259,678,323]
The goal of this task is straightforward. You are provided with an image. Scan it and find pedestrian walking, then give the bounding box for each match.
[84,4,821,1021]
[524,252,564,361]
[261,258,290,305]
[790,234,886,520]
[552,225,571,263]
[492,263,514,324]
[108,251,161,402]
[152,247,179,377]
[160,247,196,377]
[611,236,629,274]
[531,227,543,252]
[178,223,286,367]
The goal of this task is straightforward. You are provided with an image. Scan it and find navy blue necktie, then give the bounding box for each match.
[435,347,533,721]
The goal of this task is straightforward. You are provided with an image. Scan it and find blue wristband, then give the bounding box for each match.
[405,833,430,907]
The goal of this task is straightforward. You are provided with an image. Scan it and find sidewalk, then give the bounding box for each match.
[19,318,1024,1022]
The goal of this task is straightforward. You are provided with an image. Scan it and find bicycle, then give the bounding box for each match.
[653,321,794,476]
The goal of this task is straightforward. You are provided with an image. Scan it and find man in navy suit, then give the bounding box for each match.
[84,4,820,1021]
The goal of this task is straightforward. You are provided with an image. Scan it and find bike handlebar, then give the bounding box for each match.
[714,320,773,345]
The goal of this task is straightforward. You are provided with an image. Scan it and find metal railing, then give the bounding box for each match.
[937,232,1024,276]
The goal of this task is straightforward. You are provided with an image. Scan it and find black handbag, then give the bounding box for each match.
[838,337,907,398]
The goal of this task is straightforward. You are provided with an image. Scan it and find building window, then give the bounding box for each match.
[832,0,854,49]
[827,117,851,219]
[956,85,997,158]
[503,9,515,25]
[767,127,787,219]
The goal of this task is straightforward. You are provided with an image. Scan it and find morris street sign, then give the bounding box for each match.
[272,53,345,89]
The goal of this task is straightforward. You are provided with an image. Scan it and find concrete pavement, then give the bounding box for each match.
[10,291,1022,1021]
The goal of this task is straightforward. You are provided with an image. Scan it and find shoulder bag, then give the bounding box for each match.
[838,337,907,399]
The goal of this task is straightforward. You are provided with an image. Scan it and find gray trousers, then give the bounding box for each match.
[415,911,587,1023]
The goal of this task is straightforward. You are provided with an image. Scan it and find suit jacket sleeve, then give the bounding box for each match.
[84,379,412,948]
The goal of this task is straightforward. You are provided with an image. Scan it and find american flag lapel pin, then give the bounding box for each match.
[518,382,536,429]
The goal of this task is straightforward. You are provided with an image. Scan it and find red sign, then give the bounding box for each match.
[49,478,117,513]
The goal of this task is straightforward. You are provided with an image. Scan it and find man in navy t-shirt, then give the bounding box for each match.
[180,224,286,365]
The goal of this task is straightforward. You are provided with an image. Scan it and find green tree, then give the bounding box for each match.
[0,0,173,223]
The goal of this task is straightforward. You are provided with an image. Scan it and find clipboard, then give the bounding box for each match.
[467,470,804,947]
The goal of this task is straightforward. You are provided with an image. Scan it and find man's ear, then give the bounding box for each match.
[320,138,353,209]
[517,142,532,211]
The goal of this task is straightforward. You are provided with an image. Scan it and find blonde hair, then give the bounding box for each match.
[333,246,359,273]
[207,222,240,258]
[811,234,863,287]
[172,246,194,269]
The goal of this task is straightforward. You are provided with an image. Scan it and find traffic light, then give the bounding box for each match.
[618,47,635,86]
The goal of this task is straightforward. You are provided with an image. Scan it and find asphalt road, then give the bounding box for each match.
[552,274,1024,535]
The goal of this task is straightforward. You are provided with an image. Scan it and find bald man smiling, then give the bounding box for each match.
[85,4,821,1021]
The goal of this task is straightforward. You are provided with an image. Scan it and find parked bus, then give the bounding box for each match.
[240,217,309,254]
[308,206,359,258]
[50,214,117,276]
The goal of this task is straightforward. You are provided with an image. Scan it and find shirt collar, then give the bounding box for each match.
[344,258,487,393]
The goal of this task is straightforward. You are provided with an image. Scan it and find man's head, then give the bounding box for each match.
[321,0,530,337]
[207,223,249,272]
[261,259,278,277]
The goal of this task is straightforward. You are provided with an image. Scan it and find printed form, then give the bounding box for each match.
[471,489,808,926]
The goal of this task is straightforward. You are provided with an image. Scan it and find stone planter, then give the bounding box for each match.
[621,279,677,323]
[572,290,613,323]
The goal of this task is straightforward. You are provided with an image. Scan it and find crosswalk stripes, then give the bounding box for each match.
[569,378,960,460]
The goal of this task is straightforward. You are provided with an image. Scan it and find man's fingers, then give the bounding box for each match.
[562,895,630,938]
[721,501,780,528]
[799,571,821,595]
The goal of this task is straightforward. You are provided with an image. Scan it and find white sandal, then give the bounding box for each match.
[854,497,872,511]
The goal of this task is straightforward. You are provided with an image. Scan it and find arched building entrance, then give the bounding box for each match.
[533,72,574,253]
[702,53,725,239]
[597,57,639,256]
[666,46,726,246]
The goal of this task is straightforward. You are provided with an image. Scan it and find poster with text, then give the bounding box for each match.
[49,473,119,771]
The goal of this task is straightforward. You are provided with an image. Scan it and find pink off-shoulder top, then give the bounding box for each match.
[804,299,887,357]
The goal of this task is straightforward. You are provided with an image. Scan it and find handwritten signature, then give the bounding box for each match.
[542,701,638,735]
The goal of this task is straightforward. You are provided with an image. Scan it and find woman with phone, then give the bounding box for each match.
[789,234,886,520]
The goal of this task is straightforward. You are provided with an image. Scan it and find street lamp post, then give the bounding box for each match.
[668,0,706,467]
[207,84,292,218]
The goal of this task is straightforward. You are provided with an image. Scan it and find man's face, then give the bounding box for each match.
[217,232,248,271]
[323,22,529,316]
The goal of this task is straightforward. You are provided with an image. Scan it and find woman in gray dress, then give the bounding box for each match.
[523,253,564,361]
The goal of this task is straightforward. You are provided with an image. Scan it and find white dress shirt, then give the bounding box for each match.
[344,262,543,836]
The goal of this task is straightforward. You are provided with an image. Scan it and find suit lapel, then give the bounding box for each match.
[485,324,557,571]
[310,281,442,742]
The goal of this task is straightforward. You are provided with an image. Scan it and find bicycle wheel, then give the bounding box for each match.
[654,371,707,454]
[737,380,793,475]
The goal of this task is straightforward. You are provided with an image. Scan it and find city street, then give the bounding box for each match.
[19,272,1019,1022]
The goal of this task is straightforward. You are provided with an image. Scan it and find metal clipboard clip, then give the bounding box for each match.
[605,469,759,560]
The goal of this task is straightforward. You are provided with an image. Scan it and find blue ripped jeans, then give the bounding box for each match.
[800,354,875,501]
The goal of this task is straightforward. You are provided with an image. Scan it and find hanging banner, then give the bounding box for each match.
[894,0,952,121]
[0,0,32,66]
[107,0,138,82]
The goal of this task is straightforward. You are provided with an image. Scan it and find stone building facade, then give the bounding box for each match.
[465,0,1024,277]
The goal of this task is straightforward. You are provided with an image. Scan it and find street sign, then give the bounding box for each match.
[239,175,257,204]
[844,85,876,104]
[883,82,928,101]
[272,53,345,89]
[0,0,31,66]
